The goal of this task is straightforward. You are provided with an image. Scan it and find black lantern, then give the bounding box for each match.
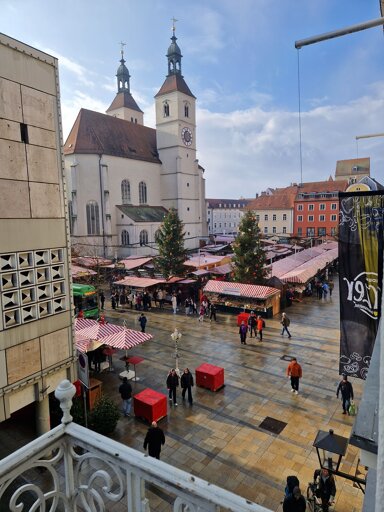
[313,429,348,472]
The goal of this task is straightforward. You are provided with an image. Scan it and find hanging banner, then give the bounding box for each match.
[338,191,384,379]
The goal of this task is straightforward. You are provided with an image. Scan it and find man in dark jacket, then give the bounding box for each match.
[166,369,179,406]
[247,311,257,337]
[118,377,132,417]
[181,368,194,405]
[139,313,147,333]
[283,486,306,512]
[316,468,336,512]
[143,421,165,459]
[336,374,354,414]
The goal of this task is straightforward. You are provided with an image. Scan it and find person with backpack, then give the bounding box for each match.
[281,312,292,338]
[283,486,306,512]
[257,315,265,341]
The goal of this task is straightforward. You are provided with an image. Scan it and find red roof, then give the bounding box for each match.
[203,280,279,299]
[155,74,195,99]
[114,276,165,288]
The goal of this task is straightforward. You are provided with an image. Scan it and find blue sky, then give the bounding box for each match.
[2,0,383,197]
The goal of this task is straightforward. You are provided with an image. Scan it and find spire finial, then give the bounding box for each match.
[120,41,126,60]
[171,17,178,36]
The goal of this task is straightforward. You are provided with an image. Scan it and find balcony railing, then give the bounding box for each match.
[0,380,271,512]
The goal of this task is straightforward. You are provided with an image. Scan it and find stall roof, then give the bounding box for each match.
[114,276,165,288]
[274,248,338,284]
[119,257,153,270]
[71,265,97,278]
[72,256,112,268]
[209,263,233,275]
[203,280,279,299]
[184,254,228,268]
[191,269,211,276]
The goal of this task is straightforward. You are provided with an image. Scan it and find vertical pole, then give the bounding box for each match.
[36,396,50,436]
[82,384,88,428]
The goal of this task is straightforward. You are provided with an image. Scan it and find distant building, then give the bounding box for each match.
[206,199,252,235]
[334,157,370,184]
[346,175,384,192]
[64,30,207,258]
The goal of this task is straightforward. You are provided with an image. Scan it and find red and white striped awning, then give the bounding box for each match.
[114,276,165,288]
[100,329,152,350]
[203,280,279,299]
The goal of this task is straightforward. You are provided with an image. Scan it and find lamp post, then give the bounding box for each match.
[171,328,182,377]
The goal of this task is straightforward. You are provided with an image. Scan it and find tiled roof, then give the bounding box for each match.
[155,74,195,98]
[296,179,348,194]
[106,91,143,113]
[335,158,370,177]
[247,186,298,210]
[206,199,252,208]
[64,109,161,163]
[117,205,168,222]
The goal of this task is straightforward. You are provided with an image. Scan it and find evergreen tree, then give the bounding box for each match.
[232,210,268,284]
[155,208,188,279]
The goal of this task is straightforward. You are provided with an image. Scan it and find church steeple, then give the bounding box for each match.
[116,42,131,92]
[167,17,182,76]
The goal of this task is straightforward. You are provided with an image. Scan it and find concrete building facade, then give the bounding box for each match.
[206,199,252,235]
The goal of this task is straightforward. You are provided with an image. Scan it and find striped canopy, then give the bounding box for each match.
[100,329,152,350]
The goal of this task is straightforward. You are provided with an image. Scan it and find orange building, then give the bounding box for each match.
[293,178,348,238]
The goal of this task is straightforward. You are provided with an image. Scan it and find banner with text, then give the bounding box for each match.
[339,191,384,379]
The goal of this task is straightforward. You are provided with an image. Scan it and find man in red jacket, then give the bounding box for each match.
[286,357,302,395]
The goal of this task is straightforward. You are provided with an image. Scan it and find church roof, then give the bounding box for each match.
[117,205,168,222]
[64,109,160,163]
[106,91,143,113]
[155,74,195,99]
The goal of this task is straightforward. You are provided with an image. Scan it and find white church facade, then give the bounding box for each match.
[64,29,207,258]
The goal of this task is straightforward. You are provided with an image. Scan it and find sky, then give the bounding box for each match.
[2,0,384,198]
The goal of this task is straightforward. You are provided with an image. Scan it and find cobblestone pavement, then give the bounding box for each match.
[98,279,364,512]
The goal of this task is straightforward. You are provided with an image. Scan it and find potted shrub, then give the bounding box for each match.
[89,394,120,435]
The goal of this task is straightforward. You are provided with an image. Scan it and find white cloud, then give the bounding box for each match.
[42,46,96,88]
[61,91,108,140]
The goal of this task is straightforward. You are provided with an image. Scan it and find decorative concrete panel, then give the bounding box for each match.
[0,180,30,218]
[26,145,59,184]
[0,119,21,142]
[0,77,22,122]
[6,338,41,384]
[0,140,28,180]
[27,126,56,149]
[40,328,70,369]
[29,183,62,218]
[21,86,55,131]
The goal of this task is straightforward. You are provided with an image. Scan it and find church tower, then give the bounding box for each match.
[155,23,207,248]
[106,44,144,124]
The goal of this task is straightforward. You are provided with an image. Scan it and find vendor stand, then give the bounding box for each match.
[203,280,280,318]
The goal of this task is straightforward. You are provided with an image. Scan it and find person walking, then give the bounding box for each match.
[239,320,248,345]
[181,368,194,405]
[185,297,191,315]
[111,293,116,310]
[118,377,132,417]
[209,303,217,322]
[287,357,302,395]
[281,312,292,338]
[316,468,336,512]
[336,374,354,415]
[257,315,265,341]
[143,421,165,460]
[158,289,164,308]
[100,291,105,310]
[198,304,205,322]
[138,313,147,333]
[328,279,334,297]
[283,486,306,512]
[166,368,179,406]
[172,293,177,314]
[247,311,257,338]
[115,292,120,309]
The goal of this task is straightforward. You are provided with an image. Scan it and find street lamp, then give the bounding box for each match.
[171,328,182,377]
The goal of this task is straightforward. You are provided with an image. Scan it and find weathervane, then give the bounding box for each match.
[120,41,126,59]
[171,17,178,36]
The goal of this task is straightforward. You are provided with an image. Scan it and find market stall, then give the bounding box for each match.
[203,280,280,318]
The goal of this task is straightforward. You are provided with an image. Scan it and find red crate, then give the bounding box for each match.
[195,363,225,392]
[133,388,167,423]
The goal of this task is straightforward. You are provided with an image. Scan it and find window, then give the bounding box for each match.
[283,227,287,234]
[121,230,129,246]
[331,227,337,236]
[68,200,74,234]
[297,204,303,211]
[320,204,326,210]
[86,200,100,235]
[256,215,260,222]
[331,214,337,221]
[272,227,276,234]
[283,214,287,221]
[264,214,268,221]
[297,227,302,236]
[155,229,161,243]
[331,203,337,210]
[264,227,268,234]
[297,215,303,222]
[318,227,326,236]
[121,179,131,204]
[163,102,170,117]
[319,215,325,222]
[139,230,148,246]
[307,227,315,237]
[273,214,276,221]
[184,104,189,117]
[139,181,147,204]
[308,215,314,222]
[308,204,314,211]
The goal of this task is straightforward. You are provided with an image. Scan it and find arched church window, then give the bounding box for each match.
[121,230,130,246]
[139,181,147,204]
[184,102,189,118]
[86,200,100,235]
[121,180,131,204]
[154,229,161,243]
[163,101,170,117]
[140,230,148,246]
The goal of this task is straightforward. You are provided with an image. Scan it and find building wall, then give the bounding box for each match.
[293,198,339,237]
[206,201,248,235]
[253,209,293,236]
[0,34,75,422]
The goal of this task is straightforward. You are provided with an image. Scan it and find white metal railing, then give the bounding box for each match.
[0,380,272,512]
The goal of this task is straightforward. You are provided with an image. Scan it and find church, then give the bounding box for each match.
[64,28,208,258]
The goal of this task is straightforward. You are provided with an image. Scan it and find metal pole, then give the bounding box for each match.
[295,17,384,49]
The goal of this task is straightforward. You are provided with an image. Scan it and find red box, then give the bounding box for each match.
[133,388,167,423]
[237,313,250,326]
[195,363,224,392]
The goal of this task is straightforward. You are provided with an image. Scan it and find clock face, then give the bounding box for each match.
[181,127,193,146]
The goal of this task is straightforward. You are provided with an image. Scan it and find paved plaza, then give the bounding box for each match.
[99,281,364,512]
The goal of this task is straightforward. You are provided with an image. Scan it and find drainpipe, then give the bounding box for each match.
[98,154,106,258]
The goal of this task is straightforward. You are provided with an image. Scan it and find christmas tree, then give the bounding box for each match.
[232,210,268,284]
[155,208,188,279]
